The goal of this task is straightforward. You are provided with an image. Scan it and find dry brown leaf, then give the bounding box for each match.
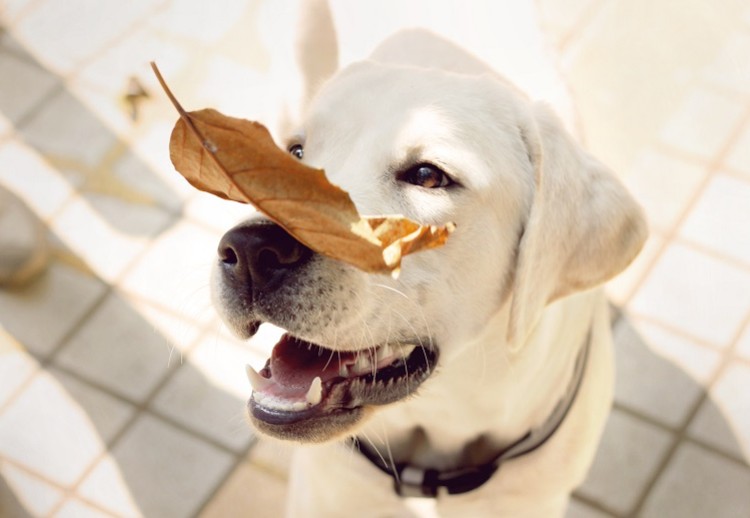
[151,62,454,275]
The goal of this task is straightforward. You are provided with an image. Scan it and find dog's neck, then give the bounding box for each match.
[357,289,599,470]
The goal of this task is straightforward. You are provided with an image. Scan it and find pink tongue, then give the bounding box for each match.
[269,336,354,394]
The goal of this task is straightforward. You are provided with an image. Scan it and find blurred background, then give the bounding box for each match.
[0,0,748,516]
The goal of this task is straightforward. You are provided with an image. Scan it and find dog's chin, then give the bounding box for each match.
[245,331,438,443]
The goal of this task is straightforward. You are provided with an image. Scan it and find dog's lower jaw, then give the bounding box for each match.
[249,405,369,443]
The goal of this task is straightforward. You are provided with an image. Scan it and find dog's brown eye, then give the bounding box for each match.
[399,163,453,189]
[289,144,304,160]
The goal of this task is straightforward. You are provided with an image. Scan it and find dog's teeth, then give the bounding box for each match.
[339,365,349,378]
[376,344,392,363]
[398,344,416,358]
[245,364,270,392]
[353,354,371,374]
[305,376,323,406]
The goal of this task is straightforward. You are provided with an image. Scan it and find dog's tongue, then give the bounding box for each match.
[268,335,353,394]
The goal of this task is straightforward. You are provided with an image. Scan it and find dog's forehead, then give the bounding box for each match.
[308,62,522,133]
[302,61,531,189]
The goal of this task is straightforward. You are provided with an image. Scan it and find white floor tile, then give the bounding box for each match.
[184,191,254,234]
[54,498,117,518]
[614,318,721,428]
[725,121,750,178]
[0,139,75,219]
[640,442,750,517]
[18,88,118,170]
[57,291,202,402]
[736,323,750,361]
[565,498,614,518]
[538,0,598,48]
[0,261,106,357]
[0,368,134,486]
[51,194,174,283]
[703,32,750,95]
[151,331,259,451]
[605,233,663,305]
[119,219,221,324]
[623,150,708,232]
[679,173,750,265]
[0,460,65,516]
[659,87,744,160]
[0,111,10,138]
[199,461,287,518]
[0,326,38,407]
[688,362,750,463]
[0,0,36,25]
[147,0,249,45]
[576,409,674,516]
[0,47,59,125]
[125,120,198,207]
[78,414,235,518]
[11,0,157,75]
[630,243,750,346]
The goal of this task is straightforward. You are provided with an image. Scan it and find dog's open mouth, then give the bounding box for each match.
[245,332,437,438]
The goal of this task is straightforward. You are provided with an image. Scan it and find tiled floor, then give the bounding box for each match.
[1,1,749,517]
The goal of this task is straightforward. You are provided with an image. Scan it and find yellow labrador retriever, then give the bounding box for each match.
[213,1,647,515]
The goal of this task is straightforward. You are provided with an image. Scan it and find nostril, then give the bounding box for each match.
[256,247,281,272]
[217,221,312,289]
[220,246,239,265]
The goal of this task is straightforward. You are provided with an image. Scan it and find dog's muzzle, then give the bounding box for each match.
[218,220,313,299]
[215,220,438,442]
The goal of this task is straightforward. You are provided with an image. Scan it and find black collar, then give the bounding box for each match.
[351,329,592,498]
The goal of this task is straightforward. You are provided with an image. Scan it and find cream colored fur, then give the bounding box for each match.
[232,1,647,516]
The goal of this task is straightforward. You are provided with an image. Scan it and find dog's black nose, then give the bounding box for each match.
[218,221,312,292]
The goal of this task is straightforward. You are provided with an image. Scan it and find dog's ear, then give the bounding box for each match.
[507,103,647,350]
[268,0,339,139]
[295,0,339,107]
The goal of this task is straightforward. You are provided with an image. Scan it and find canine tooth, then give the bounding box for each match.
[398,344,416,358]
[246,364,270,392]
[292,401,308,411]
[306,376,323,405]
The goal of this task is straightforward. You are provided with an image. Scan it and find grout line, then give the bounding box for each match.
[628,309,750,515]
[0,456,114,518]
[618,96,750,311]
[613,400,749,468]
[721,166,750,182]
[570,491,620,517]
[189,438,260,518]
[624,310,738,354]
[684,436,750,471]
[611,83,750,515]
[43,322,252,518]
[673,236,750,274]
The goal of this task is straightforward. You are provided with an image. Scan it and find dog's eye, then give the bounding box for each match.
[288,144,304,160]
[399,163,453,189]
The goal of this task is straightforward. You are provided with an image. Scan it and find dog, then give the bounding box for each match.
[212,1,647,516]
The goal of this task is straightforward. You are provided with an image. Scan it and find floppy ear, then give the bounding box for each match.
[507,103,647,350]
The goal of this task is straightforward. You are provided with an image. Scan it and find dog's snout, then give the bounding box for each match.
[218,222,312,291]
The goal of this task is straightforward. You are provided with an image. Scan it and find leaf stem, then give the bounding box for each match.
[150,61,218,156]
[150,62,186,117]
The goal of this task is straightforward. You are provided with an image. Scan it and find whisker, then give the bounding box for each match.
[322,347,336,371]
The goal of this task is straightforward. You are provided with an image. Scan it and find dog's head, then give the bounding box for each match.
[212,30,646,443]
